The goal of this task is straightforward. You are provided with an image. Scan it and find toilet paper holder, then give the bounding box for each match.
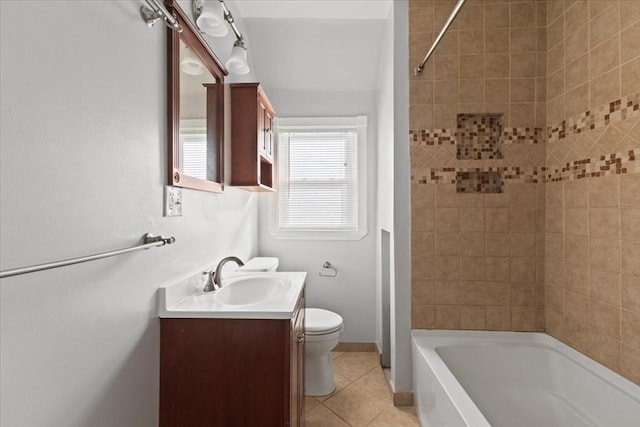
[319,261,338,277]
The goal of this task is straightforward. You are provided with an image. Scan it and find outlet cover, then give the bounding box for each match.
[164,186,183,217]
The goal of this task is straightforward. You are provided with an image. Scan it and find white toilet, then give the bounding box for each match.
[304,308,343,396]
[239,257,344,396]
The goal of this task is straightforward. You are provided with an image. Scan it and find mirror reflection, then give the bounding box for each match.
[178,40,219,182]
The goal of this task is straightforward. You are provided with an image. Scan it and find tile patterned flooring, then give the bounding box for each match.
[304,352,419,427]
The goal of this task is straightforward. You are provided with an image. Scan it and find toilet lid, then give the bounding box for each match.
[305,308,343,335]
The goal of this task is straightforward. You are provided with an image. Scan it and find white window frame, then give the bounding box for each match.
[269,116,368,240]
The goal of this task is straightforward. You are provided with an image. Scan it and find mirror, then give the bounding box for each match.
[167,1,227,193]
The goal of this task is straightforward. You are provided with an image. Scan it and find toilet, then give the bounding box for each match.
[304,308,343,396]
[239,257,344,396]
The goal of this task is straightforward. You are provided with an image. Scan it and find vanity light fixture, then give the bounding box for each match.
[180,47,205,76]
[192,0,228,37]
[193,0,250,75]
[140,0,183,32]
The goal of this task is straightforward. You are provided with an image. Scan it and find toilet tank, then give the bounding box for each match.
[237,257,279,272]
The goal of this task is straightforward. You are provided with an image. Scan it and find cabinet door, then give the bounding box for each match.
[290,297,305,426]
[264,109,273,160]
[258,98,266,156]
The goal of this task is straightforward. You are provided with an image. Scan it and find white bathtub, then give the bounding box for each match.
[411,330,640,427]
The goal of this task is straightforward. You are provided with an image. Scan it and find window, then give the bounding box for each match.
[271,116,367,240]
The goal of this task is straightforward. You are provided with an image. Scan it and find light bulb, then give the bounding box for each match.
[226,39,250,75]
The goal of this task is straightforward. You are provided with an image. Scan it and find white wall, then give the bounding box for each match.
[257,88,378,343]
[0,2,258,426]
[375,10,395,364]
[391,0,413,393]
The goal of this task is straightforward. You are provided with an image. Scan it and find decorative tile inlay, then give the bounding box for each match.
[547,93,640,143]
[456,171,503,193]
[409,127,545,147]
[456,114,504,159]
[410,149,639,185]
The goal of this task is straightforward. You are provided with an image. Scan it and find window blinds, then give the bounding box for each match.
[278,128,359,231]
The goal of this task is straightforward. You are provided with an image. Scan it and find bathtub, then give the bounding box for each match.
[411,330,640,427]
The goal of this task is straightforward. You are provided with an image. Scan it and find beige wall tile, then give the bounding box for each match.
[410,80,434,106]
[511,208,537,232]
[461,306,487,330]
[590,299,621,339]
[547,44,565,75]
[485,79,510,104]
[485,53,510,78]
[435,208,460,232]
[512,53,538,77]
[486,192,510,208]
[434,56,459,80]
[547,94,565,126]
[412,305,436,328]
[546,206,565,234]
[589,1,614,20]
[433,104,457,128]
[459,193,484,208]
[435,305,461,328]
[434,79,458,104]
[485,29,510,53]
[485,3,510,29]
[589,175,620,207]
[511,282,536,306]
[460,281,487,305]
[459,54,485,78]
[409,6,434,33]
[511,2,535,28]
[621,207,640,242]
[565,2,589,35]
[412,279,435,305]
[546,232,564,260]
[460,208,485,232]
[547,16,564,50]
[565,263,589,295]
[435,184,459,207]
[565,234,589,266]
[622,273,640,315]
[620,174,640,207]
[589,332,620,371]
[589,207,621,238]
[413,255,435,280]
[565,290,589,322]
[434,256,460,280]
[510,103,536,127]
[487,306,512,330]
[565,316,590,353]
[590,268,622,306]
[460,257,486,281]
[511,232,536,257]
[589,3,619,48]
[410,105,434,129]
[620,344,640,385]
[622,241,640,276]
[486,208,510,232]
[620,0,640,30]
[565,179,588,208]
[459,79,485,104]
[621,309,640,349]
[433,280,460,304]
[412,231,435,256]
[436,232,460,256]
[460,232,485,256]
[590,35,620,78]
[510,78,536,103]
[458,2,484,29]
[546,284,565,312]
[591,67,621,108]
[590,237,621,272]
[565,84,589,118]
[511,307,537,330]
[565,207,589,236]
[565,24,589,63]
[486,281,510,305]
[486,256,510,282]
[621,21,640,63]
[459,30,484,55]
[546,306,566,340]
[565,54,589,91]
[621,57,640,96]
[413,208,435,231]
[511,257,537,282]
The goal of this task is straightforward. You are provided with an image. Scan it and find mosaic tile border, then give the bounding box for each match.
[456,114,504,160]
[410,148,639,184]
[547,92,640,142]
[409,127,545,147]
[456,171,504,193]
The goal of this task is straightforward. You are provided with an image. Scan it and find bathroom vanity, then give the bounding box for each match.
[158,272,306,427]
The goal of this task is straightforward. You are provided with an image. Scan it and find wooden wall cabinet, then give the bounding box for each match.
[230,83,276,191]
[160,292,305,427]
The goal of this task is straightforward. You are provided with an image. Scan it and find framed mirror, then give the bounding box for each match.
[167,0,227,193]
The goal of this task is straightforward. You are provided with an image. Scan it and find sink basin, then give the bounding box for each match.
[214,275,289,306]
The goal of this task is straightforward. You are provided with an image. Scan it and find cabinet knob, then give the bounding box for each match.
[297,333,305,343]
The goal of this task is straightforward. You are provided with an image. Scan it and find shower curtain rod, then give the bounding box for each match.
[414,0,468,75]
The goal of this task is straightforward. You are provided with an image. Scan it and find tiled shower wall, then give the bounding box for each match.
[410,0,547,332]
[409,0,640,385]
[543,0,640,384]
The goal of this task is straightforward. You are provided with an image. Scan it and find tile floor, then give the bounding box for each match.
[304,352,420,427]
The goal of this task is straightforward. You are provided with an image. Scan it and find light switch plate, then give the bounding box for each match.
[164,186,183,217]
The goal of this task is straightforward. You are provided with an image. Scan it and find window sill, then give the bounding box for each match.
[268,228,368,241]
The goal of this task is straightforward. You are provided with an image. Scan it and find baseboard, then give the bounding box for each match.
[334,342,377,352]
[392,391,414,407]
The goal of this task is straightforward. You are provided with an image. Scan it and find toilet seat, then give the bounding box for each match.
[305,308,343,336]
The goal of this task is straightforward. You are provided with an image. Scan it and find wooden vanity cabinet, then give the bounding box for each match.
[230,83,276,191]
[159,292,305,427]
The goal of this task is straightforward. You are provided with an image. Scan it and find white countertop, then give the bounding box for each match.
[158,271,306,319]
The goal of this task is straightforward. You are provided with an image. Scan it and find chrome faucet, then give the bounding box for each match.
[203,256,244,292]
